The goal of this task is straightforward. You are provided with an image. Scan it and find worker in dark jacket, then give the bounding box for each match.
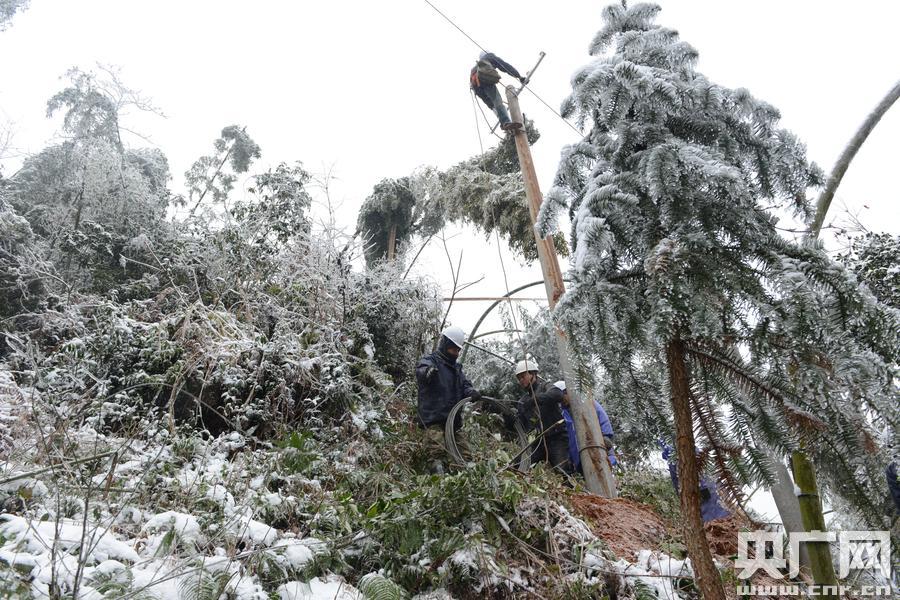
[415,325,480,462]
[512,357,571,473]
[470,51,526,131]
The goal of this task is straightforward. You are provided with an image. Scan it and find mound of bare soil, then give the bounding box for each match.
[570,493,668,559]
[704,514,744,557]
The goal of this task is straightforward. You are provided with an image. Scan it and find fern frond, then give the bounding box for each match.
[177,568,232,600]
[358,573,409,600]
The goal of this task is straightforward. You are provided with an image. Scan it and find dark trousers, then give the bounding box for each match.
[530,434,572,474]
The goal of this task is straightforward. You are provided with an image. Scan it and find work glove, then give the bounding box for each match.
[519,76,528,84]
[424,366,437,383]
[481,398,502,413]
[468,390,482,402]
[502,411,518,431]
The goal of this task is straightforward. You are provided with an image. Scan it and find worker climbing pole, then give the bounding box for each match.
[505,83,618,498]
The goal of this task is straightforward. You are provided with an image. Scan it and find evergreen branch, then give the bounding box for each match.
[684,343,827,433]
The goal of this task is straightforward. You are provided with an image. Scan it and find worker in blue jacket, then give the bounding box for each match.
[470,51,526,131]
[887,461,900,515]
[552,381,618,472]
[659,441,731,523]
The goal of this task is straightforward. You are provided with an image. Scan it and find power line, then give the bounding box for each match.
[422,0,485,53]
[523,86,584,137]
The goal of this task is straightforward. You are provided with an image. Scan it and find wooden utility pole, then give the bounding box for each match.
[505,86,617,498]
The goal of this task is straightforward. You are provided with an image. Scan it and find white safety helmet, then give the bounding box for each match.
[514,356,539,375]
[553,380,566,391]
[440,325,466,349]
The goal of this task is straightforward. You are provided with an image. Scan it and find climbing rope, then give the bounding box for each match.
[470,89,505,140]
[470,90,486,156]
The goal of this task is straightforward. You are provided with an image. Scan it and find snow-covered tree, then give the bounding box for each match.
[540,3,898,597]
[7,69,171,292]
[357,122,567,268]
[357,176,416,267]
[0,198,47,331]
[0,0,28,31]
[840,232,900,309]
[185,125,261,214]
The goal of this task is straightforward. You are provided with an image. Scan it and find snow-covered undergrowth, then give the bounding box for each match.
[0,375,331,599]
[0,365,699,599]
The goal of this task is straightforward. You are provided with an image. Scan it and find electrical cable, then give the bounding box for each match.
[444,396,530,471]
[423,0,486,53]
[522,86,585,137]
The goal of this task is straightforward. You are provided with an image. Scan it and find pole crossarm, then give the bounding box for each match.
[515,51,546,95]
[442,296,547,302]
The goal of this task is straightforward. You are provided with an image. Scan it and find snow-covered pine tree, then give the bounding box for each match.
[840,232,900,309]
[540,3,898,597]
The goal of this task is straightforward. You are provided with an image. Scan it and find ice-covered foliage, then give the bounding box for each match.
[461,307,562,402]
[10,138,170,256]
[0,362,699,599]
[543,2,898,523]
[357,122,567,266]
[1,75,441,437]
[839,232,900,309]
[5,69,171,294]
[357,177,417,267]
[0,198,48,328]
[0,0,29,31]
[3,216,440,440]
[185,125,261,214]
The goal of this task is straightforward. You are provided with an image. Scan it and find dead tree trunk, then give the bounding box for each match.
[387,224,397,261]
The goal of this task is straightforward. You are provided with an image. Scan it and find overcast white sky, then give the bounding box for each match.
[1,0,898,337]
